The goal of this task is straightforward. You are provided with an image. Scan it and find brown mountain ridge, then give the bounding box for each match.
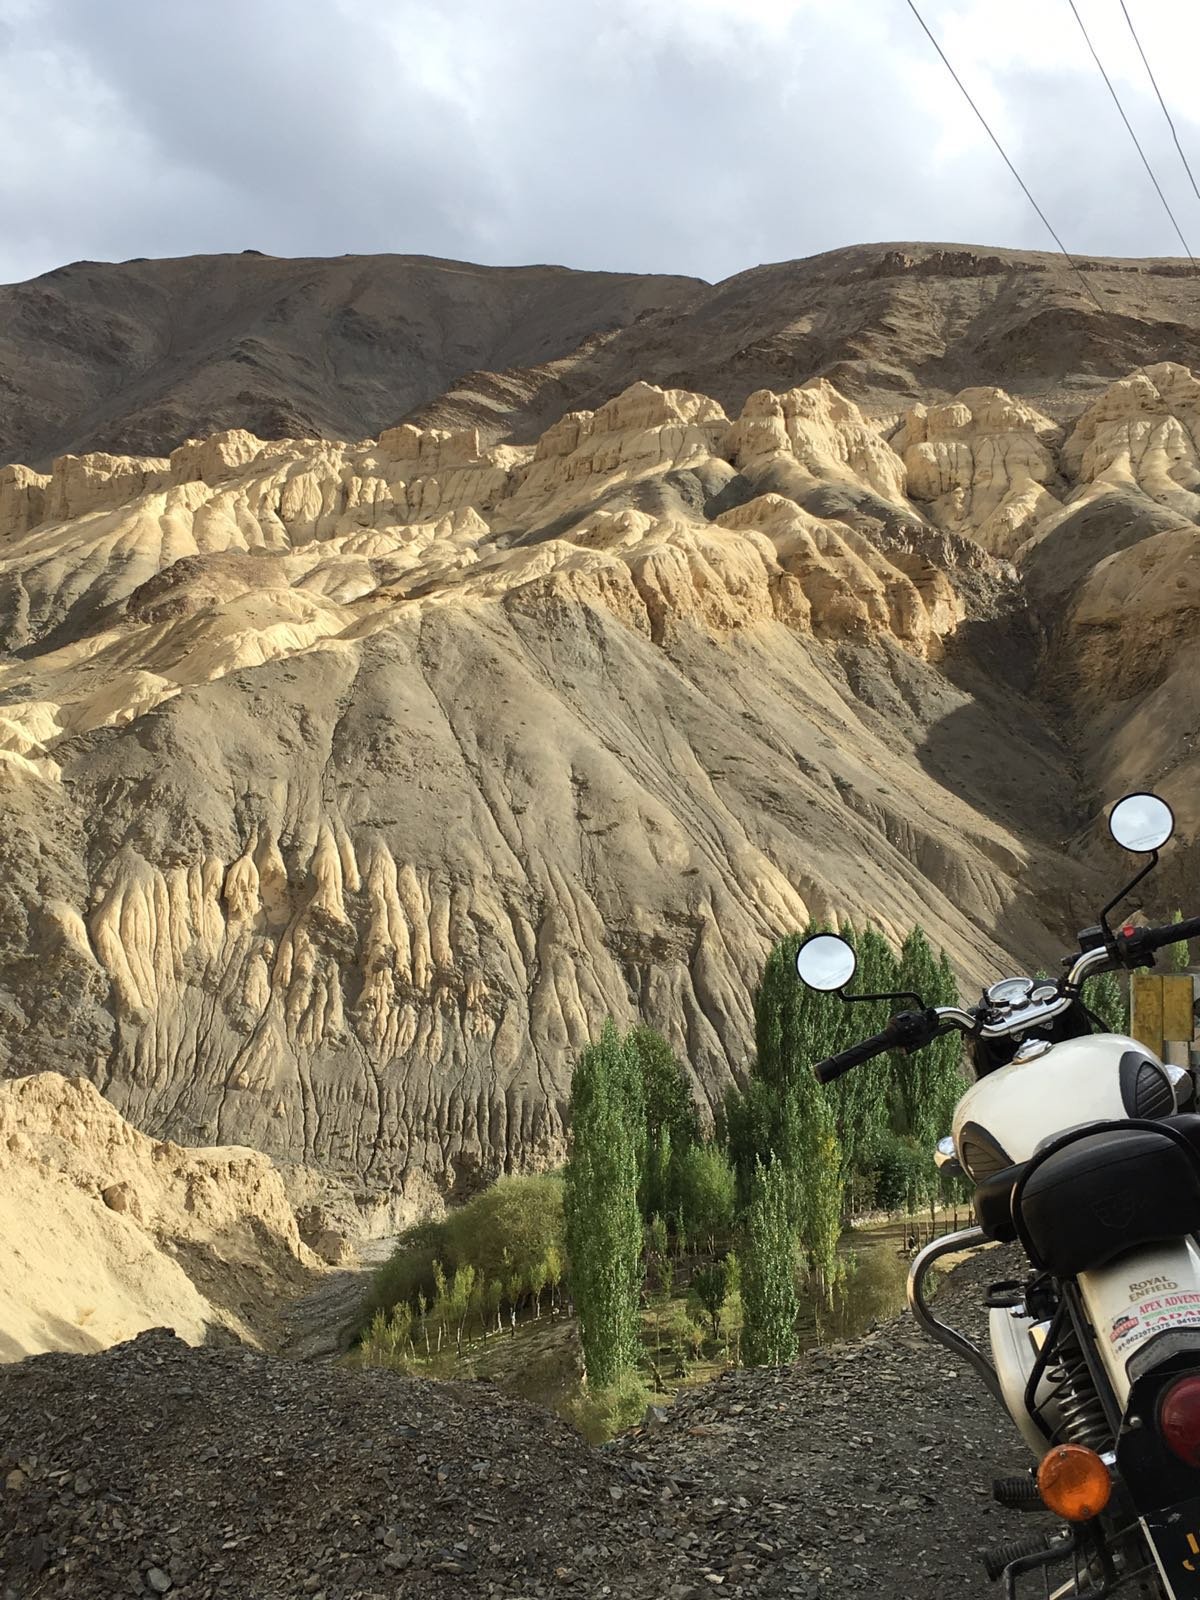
[6,242,1200,470]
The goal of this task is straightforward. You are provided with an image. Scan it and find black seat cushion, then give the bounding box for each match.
[1016,1117,1200,1277]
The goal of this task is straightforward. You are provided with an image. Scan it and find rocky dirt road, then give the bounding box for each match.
[277,1237,398,1363]
[0,1249,1049,1599]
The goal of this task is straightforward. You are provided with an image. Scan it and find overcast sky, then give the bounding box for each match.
[3,0,1200,286]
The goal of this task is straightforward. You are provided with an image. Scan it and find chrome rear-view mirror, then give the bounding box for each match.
[795,932,857,993]
[1109,792,1174,855]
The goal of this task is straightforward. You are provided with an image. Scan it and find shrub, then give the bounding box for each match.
[561,1372,659,1444]
[688,1259,730,1341]
[873,1132,934,1213]
[362,1173,566,1335]
[362,1219,445,1322]
[442,1173,564,1303]
[358,1303,414,1369]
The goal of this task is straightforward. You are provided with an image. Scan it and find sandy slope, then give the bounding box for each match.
[0,1072,316,1361]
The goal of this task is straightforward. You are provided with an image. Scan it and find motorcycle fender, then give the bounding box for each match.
[1077,1237,1200,1408]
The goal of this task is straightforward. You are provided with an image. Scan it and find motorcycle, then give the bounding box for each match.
[794,793,1200,1599]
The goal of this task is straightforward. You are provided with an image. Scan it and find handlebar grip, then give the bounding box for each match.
[1147,915,1200,950]
[813,1028,896,1084]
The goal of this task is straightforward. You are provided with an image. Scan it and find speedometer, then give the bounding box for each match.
[985,977,1035,1008]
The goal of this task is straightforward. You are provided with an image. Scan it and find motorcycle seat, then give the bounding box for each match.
[1015,1115,1200,1277]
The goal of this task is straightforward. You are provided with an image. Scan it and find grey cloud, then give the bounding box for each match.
[3,0,1200,285]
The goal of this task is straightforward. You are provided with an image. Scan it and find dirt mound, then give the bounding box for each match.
[0,1073,317,1360]
[0,1253,1039,1599]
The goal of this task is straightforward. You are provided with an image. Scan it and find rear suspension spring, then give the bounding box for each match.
[1047,1330,1111,1453]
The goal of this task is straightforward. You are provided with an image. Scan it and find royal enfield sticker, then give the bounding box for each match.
[1130,1277,1180,1297]
[1109,1290,1200,1358]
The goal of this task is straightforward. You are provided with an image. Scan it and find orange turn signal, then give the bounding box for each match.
[1037,1444,1112,1522]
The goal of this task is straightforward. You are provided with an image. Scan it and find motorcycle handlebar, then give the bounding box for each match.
[1142,914,1200,952]
[808,911,1200,1083]
[812,1008,942,1083]
[813,1027,897,1083]
[1095,914,1200,974]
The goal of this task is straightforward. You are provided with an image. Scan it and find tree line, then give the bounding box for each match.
[566,922,975,1387]
[365,921,1132,1404]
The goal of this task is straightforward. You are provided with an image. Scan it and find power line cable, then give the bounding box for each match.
[1119,0,1200,208]
[1066,0,1197,269]
[903,0,1107,312]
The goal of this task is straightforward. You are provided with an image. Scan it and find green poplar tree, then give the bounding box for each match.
[731,925,848,1275]
[776,1075,843,1290]
[753,935,798,1096]
[742,1160,799,1366]
[921,947,966,1147]
[627,1024,698,1221]
[675,1142,736,1253]
[722,1076,779,1211]
[828,924,896,1198]
[564,1021,644,1386]
[891,925,941,1138]
[1088,969,1129,1035]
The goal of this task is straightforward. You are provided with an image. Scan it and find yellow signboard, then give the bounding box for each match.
[1163,976,1195,1046]
[1130,972,1196,1056]
[1131,972,1164,1055]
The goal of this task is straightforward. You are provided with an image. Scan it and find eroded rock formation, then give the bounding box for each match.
[1,362,1196,1224]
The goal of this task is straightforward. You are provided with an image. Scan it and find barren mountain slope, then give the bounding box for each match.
[7,245,1200,472]
[8,352,1198,1222]
[0,1071,315,1361]
[255,242,1200,443]
[0,253,703,469]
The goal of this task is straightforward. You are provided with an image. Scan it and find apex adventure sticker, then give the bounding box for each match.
[1110,1289,1200,1358]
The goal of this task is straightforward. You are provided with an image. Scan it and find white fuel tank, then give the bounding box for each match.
[953,1034,1179,1170]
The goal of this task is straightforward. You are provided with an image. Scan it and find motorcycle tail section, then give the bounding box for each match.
[1078,1238,1200,1411]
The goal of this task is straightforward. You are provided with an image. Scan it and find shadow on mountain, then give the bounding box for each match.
[907,602,1105,952]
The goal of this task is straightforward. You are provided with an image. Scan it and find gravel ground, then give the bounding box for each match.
[610,1246,1056,1599]
[0,1248,1052,1600]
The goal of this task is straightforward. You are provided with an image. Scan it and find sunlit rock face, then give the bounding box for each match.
[893,389,1064,559]
[0,1071,313,1360]
[3,363,1198,1223]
